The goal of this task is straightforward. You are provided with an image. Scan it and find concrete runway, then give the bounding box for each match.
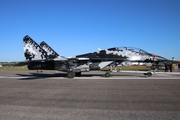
[0,71,180,120]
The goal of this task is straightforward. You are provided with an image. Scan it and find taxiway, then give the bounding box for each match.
[0,71,180,120]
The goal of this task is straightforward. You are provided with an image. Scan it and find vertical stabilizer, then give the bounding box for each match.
[40,41,59,58]
[23,35,48,60]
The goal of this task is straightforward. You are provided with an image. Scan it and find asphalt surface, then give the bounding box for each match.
[0,71,180,120]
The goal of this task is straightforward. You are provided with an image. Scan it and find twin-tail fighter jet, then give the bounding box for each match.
[22,35,168,78]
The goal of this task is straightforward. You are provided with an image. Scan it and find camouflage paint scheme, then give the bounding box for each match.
[23,36,48,60]
[76,47,167,62]
[24,36,90,72]
[40,41,59,58]
[23,35,168,72]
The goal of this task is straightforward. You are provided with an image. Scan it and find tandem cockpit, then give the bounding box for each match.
[106,46,151,55]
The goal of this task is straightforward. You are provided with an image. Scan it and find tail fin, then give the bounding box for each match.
[23,35,48,60]
[40,41,59,58]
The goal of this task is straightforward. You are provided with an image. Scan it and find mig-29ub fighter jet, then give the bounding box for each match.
[22,35,168,78]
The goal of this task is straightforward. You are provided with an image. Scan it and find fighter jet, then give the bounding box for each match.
[22,35,168,78]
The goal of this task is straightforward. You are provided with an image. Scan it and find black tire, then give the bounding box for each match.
[147,72,152,77]
[105,71,111,77]
[67,71,75,78]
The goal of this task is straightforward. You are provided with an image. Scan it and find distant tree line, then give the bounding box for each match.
[0,62,19,66]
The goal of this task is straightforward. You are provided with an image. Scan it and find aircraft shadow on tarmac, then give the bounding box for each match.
[16,73,105,80]
[16,72,145,80]
[16,72,67,80]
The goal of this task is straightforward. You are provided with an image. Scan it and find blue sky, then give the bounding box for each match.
[0,0,180,62]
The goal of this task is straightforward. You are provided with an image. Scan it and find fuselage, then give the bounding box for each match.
[76,47,167,62]
[23,35,169,78]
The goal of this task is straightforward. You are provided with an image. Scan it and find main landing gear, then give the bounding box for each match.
[67,71,111,78]
[67,71,82,78]
[67,71,75,78]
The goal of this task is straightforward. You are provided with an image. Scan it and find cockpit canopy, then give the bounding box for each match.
[107,46,151,55]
